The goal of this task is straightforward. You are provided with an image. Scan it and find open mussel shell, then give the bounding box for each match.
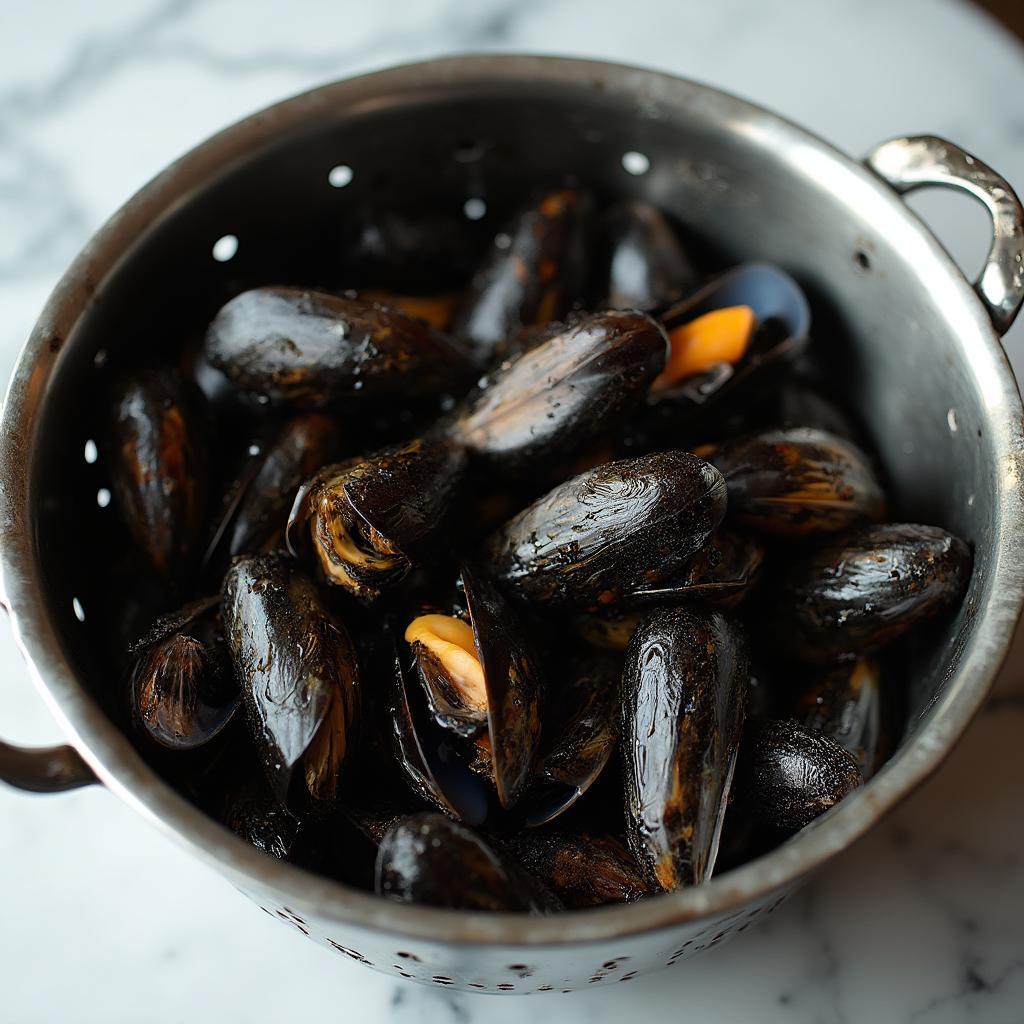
[391,565,544,821]
[109,369,210,588]
[205,412,344,574]
[286,436,466,601]
[652,262,811,418]
[622,607,748,892]
[520,653,620,827]
[447,309,668,473]
[794,656,888,779]
[695,427,885,536]
[454,187,591,363]
[128,597,239,751]
[204,287,475,408]
[222,553,361,807]
[505,832,653,908]
[487,451,727,610]
[604,199,697,312]
[375,813,562,913]
[764,523,971,664]
[738,719,863,831]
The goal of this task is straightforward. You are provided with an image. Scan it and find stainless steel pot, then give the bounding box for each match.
[1,56,1022,995]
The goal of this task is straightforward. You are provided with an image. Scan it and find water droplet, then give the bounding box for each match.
[248,443,261,457]
[72,597,85,622]
[96,488,111,508]
[946,408,958,432]
[83,440,98,464]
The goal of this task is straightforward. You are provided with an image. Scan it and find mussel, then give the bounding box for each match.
[694,427,884,536]
[205,413,343,572]
[109,369,209,585]
[204,287,475,408]
[604,199,697,311]
[128,597,239,751]
[286,437,465,601]
[765,523,971,664]
[505,832,652,908]
[520,653,620,827]
[222,553,361,806]
[223,778,303,860]
[794,657,887,778]
[648,263,811,423]
[375,813,562,913]
[391,565,543,821]
[622,607,748,891]
[447,309,667,473]
[487,451,727,609]
[454,187,590,362]
[738,719,862,831]
[355,290,461,332]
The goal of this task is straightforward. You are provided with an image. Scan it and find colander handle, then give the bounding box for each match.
[0,739,97,793]
[864,135,1024,336]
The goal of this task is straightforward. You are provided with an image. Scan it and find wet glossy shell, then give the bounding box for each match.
[204,287,474,407]
[695,427,885,536]
[628,528,764,609]
[622,607,748,891]
[487,452,727,609]
[448,309,667,472]
[454,188,590,361]
[110,370,209,584]
[505,832,652,908]
[605,199,697,311]
[375,813,562,913]
[128,597,238,751]
[795,657,886,778]
[287,437,466,600]
[521,653,620,826]
[391,565,544,819]
[207,413,343,570]
[766,523,971,663]
[740,719,862,831]
[222,553,360,804]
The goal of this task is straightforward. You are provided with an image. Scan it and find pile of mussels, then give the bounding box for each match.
[112,189,970,913]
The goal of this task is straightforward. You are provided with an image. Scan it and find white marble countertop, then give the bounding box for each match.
[2,1,1023,1021]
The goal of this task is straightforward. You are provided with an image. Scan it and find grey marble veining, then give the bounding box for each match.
[1,1,1023,1021]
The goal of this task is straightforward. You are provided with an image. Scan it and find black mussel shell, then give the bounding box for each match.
[286,437,466,601]
[222,553,361,806]
[223,778,303,860]
[454,188,590,362]
[504,832,652,908]
[520,653,620,827]
[794,657,887,778]
[573,527,764,651]
[204,287,475,408]
[128,597,239,751]
[375,813,562,913]
[206,412,344,573]
[392,565,544,818]
[447,309,667,473]
[694,427,885,536]
[765,523,971,664]
[622,607,748,891]
[628,527,765,609]
[487,451,727,610]
[652,263,811,421]
[604,199,696,311]
[109,369,209,587]
[739,719,862,831]
[355,289,461,332]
